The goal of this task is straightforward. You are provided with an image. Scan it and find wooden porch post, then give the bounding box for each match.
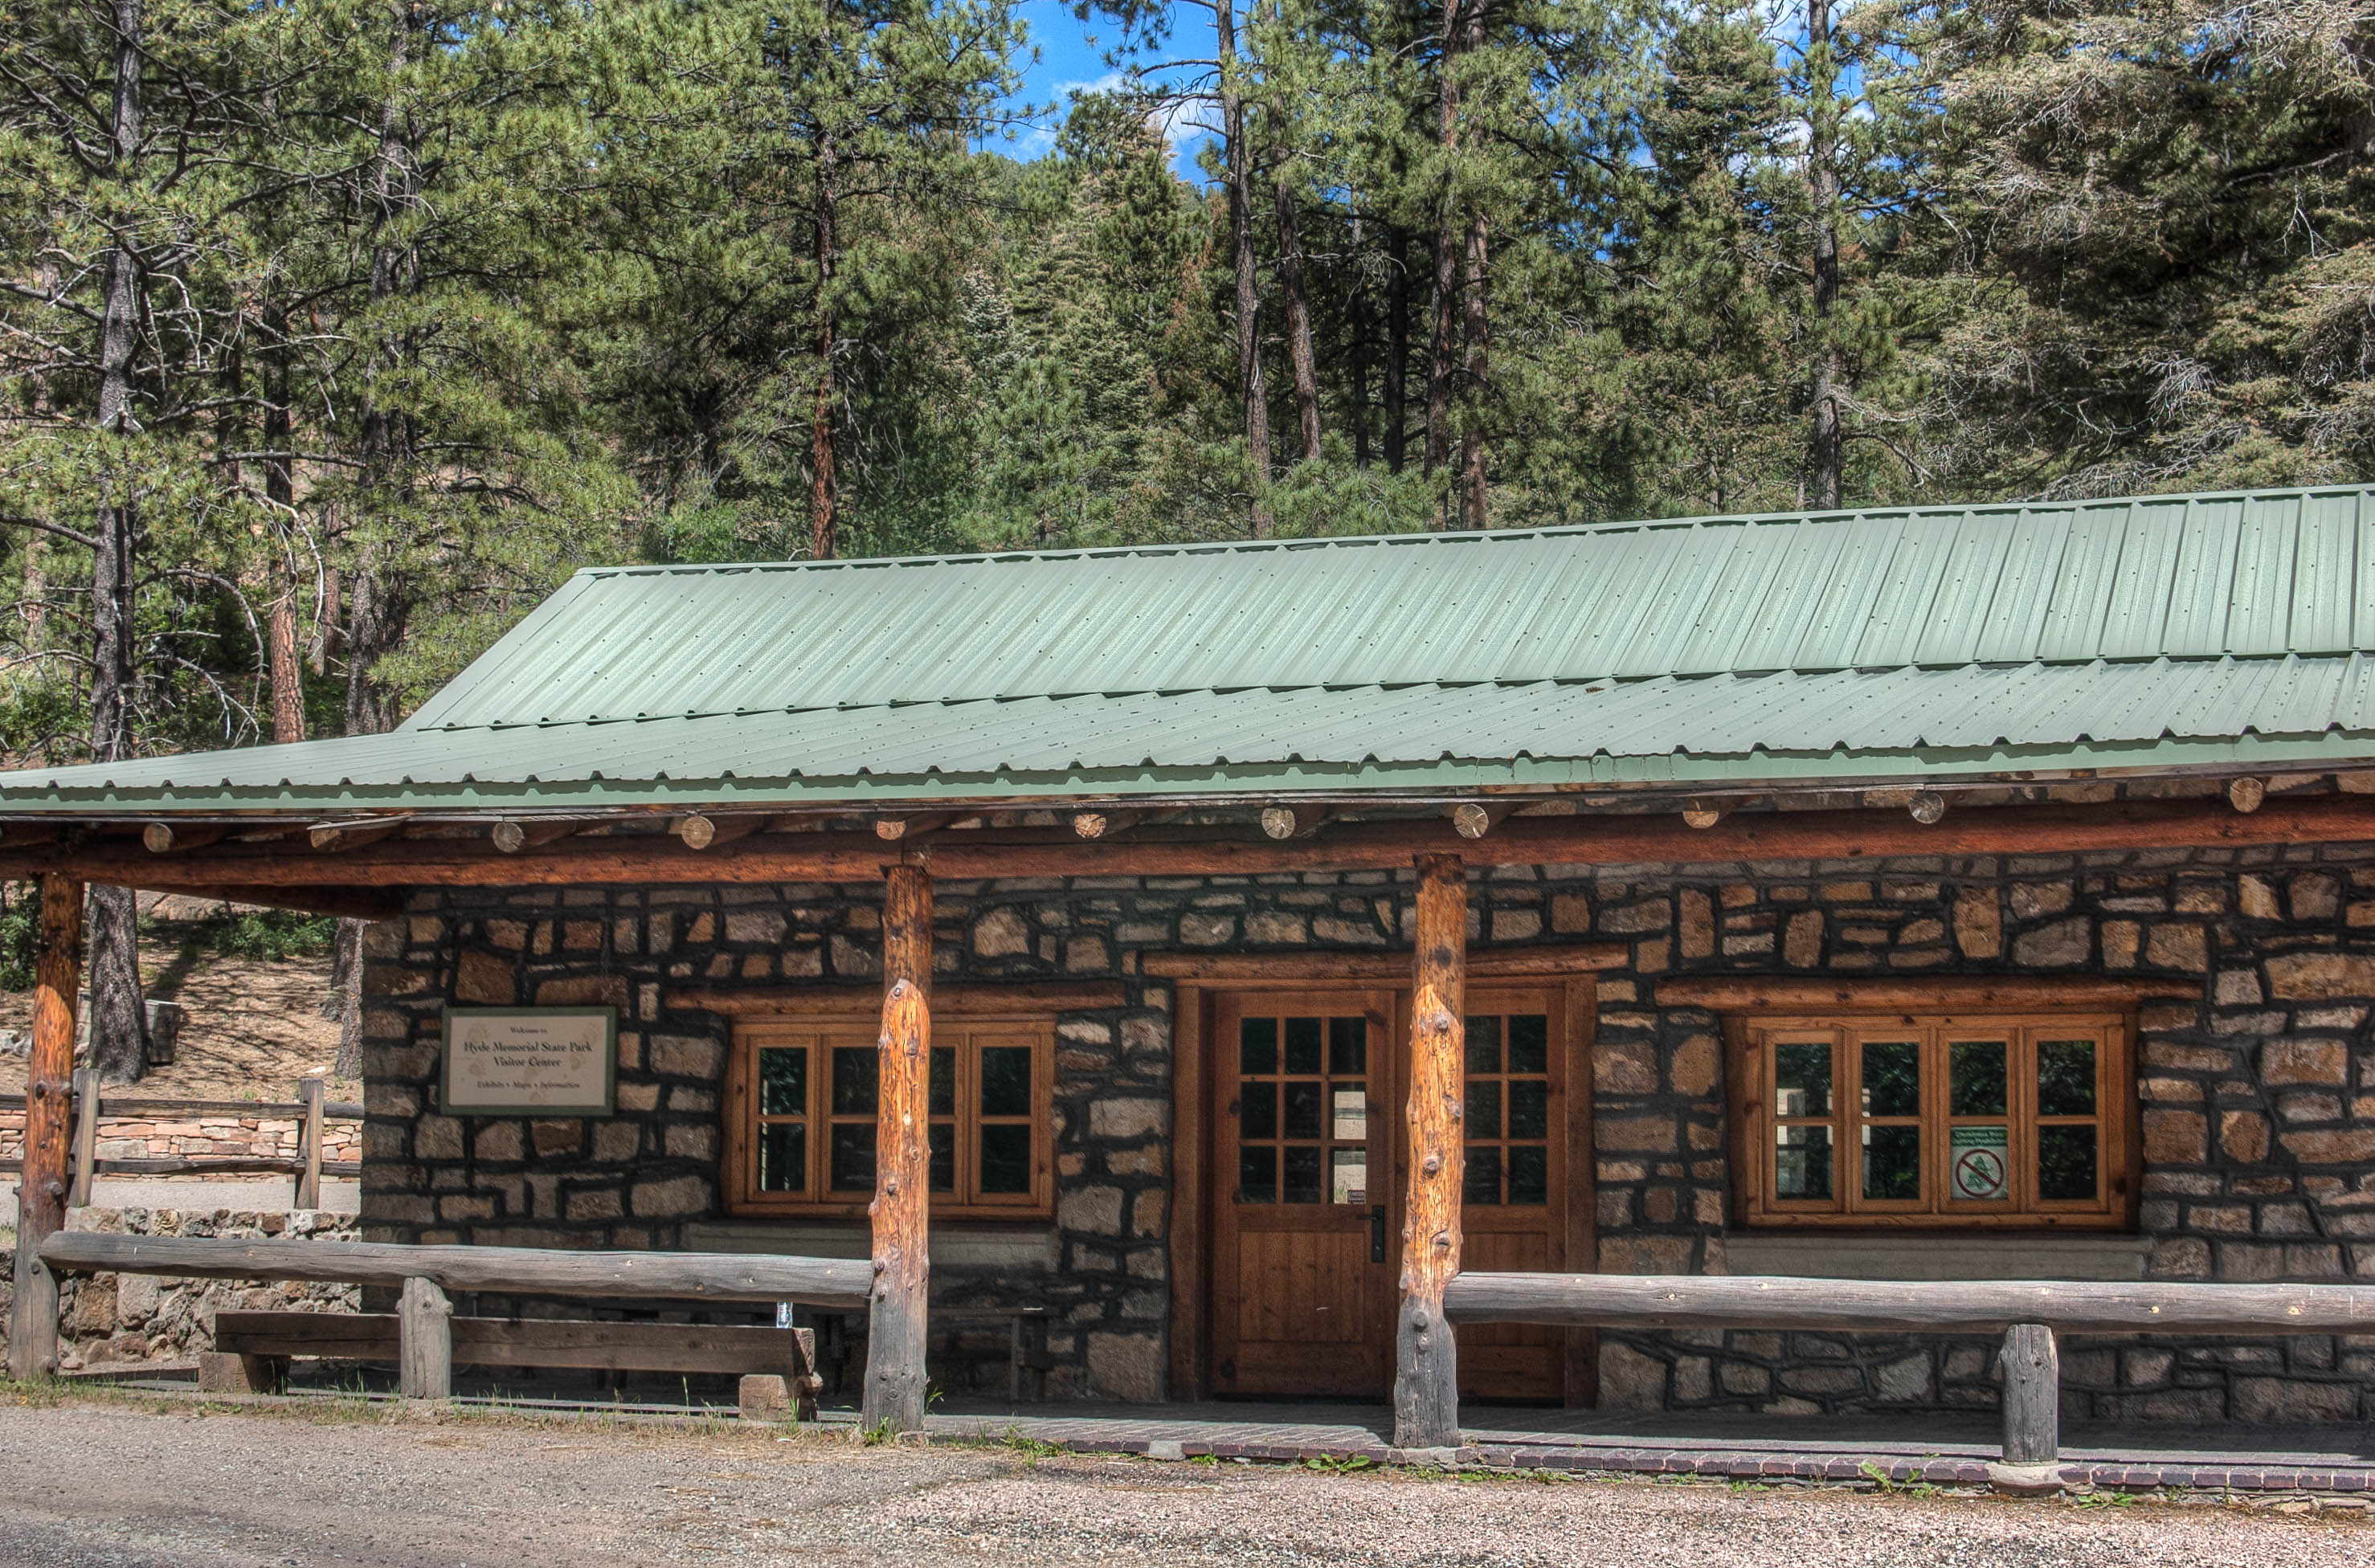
[863,863,932,1434]
[8,875,84,1379]
[1396,853,1466,1449]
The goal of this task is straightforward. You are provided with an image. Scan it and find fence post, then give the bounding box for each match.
[2001,1322,2059,1465]
[67,1067,100,1208]
[399,1275,452,1399]
[295,1076,325,1209]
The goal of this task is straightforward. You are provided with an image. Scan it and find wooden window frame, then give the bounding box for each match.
[724,1009,1057,1220]
[1724,1007,2139,1232]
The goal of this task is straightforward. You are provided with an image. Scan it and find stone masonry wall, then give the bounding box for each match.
[361,839,2375,1417]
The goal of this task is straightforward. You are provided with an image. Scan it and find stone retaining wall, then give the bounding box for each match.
[361,835,2375,1417]
[0,1113,362,1167]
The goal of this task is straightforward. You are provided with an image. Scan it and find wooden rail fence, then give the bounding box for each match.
[1443,1272,2375,1468]
[0,1074,362,1206]
[39,1232,869,1412]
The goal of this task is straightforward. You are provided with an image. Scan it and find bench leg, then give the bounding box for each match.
[197,1351,286,1394]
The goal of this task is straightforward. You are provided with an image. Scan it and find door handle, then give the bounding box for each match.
[1370,1204,1388,1264]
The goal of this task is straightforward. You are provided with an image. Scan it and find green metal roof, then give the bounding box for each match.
[6,484,2375,815]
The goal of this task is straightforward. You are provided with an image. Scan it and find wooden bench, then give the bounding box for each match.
[203,1310,823,1419]
[803,1304,1053,1403]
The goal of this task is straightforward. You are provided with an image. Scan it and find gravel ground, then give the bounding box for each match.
[0,1394,2366,1568]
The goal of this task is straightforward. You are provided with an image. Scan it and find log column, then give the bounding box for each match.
[863,863,933,1435]
[8,875,84,1380]
[1395,853,1466,1450]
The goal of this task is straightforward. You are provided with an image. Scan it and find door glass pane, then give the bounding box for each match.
[1507,1015,1549,1074]
[1241,1081,1277,1140]
[1862,1041,1920,1117]
[979,1046,1032,1117]
[1465,1080,1502,1140]
[1237,1145,1277,1203]
[1239,1018,1277,1076]
[929,1046,955,1117]
[2038,1039,2097,1116]
[1774,1042,1832,1117]
[1464,1146,1503,1206]
[2038,1125,2098,1200]
[1284,1081,1323,1140]
[758,1121,805,1192]
[1863,1125,1921,1200]
[831,1046,877,1117]
[1775,1125,1832,1198]
[979,1124,1032,1194]
[829,1122,875,1190]
[928,1122,955,1193]
[1465,1015,1502,1075]
[1329,1015,1367,1075]
[1283,1145,1322,1203]
[1950,1040,2007,1117]
[1331,1088,1367,1139]
[758,1047,807,1116]
[1331,1147,1368,1205]
[1508,1080,1549,1140]
[1284,1017,1323,1075]
[1507,1145,1548,1206]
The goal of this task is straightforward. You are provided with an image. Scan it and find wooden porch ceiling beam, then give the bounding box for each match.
[3,793,2372,892]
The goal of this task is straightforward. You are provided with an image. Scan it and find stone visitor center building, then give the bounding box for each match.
[9,484,2375,1430]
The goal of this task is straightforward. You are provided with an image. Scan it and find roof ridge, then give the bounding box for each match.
[574,483,2375,579]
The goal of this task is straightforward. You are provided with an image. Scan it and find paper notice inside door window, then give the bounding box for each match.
[1332,1089,1367,1139]
[1951,1125,2010,1200]
[1331,1147,1367,1205]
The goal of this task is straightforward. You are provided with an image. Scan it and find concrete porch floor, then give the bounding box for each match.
[85,1365,2375,1497]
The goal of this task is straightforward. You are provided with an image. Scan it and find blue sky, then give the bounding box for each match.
[995,0,1214,173]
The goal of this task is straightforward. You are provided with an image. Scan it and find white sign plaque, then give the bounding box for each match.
[441,1007,617,1116]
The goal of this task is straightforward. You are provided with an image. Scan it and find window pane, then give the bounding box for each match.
[1241,1081,1277,1140]
[1284,1145,1322,1204]
[1774,1042,1832,1118]
[1775,1125,1832,1199]
[759,1047,807,1117]
[1284,1080,1323,1140]
[1950,1040,2007,1117]
[2038,1039,2097,1116]
[1329,1015,1367,1076]
[758,1121,805,1192]
[1240,1018,1277,1076]
[1284,1017,1323,1075]
[1508,1015,1549,1075]
[831,1046,877,1117]
[929,1046,955,1117]
[1331,1147,1368,1205]
[1507,1145,1548,1206]
[1464,1146,1503,1206]
[928,1122,955,1193]
[979,1124,1032,1194]
[980,1047,1032,1117]
[829,1122,876,1191]
[1862,1041,1921,1118]
[2038,1125,2098,1201]
[1331,1088,1367,1140]
[1508,1080,1549,1140]
[1863,1125,1922,1200]
[1237,1145,1277,1203]
[1465,1015,1502,1075]
[1465,1080,1502,1141]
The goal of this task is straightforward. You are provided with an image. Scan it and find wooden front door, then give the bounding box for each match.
[1209,988,1398,1397]
[1203,982,1586,1403]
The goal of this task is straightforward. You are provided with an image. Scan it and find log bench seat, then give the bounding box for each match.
[200,1310,823,1420]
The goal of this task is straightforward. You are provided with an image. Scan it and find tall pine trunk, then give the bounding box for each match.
[86,0,149,1085]
[1806,0,1843,510]
[1218,0,1273,532]
[1273,165,1322,464]
[263,301,305,745]
[1349,218,1371,468]
[809,125,840,560]
[1422,0,1466,480]
[1457,210,1489,528]
[1385,226,1409,473]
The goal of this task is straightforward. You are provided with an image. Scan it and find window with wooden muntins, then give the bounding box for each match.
[1728,1012,2134,1229]
[726,1015,1054,1218]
